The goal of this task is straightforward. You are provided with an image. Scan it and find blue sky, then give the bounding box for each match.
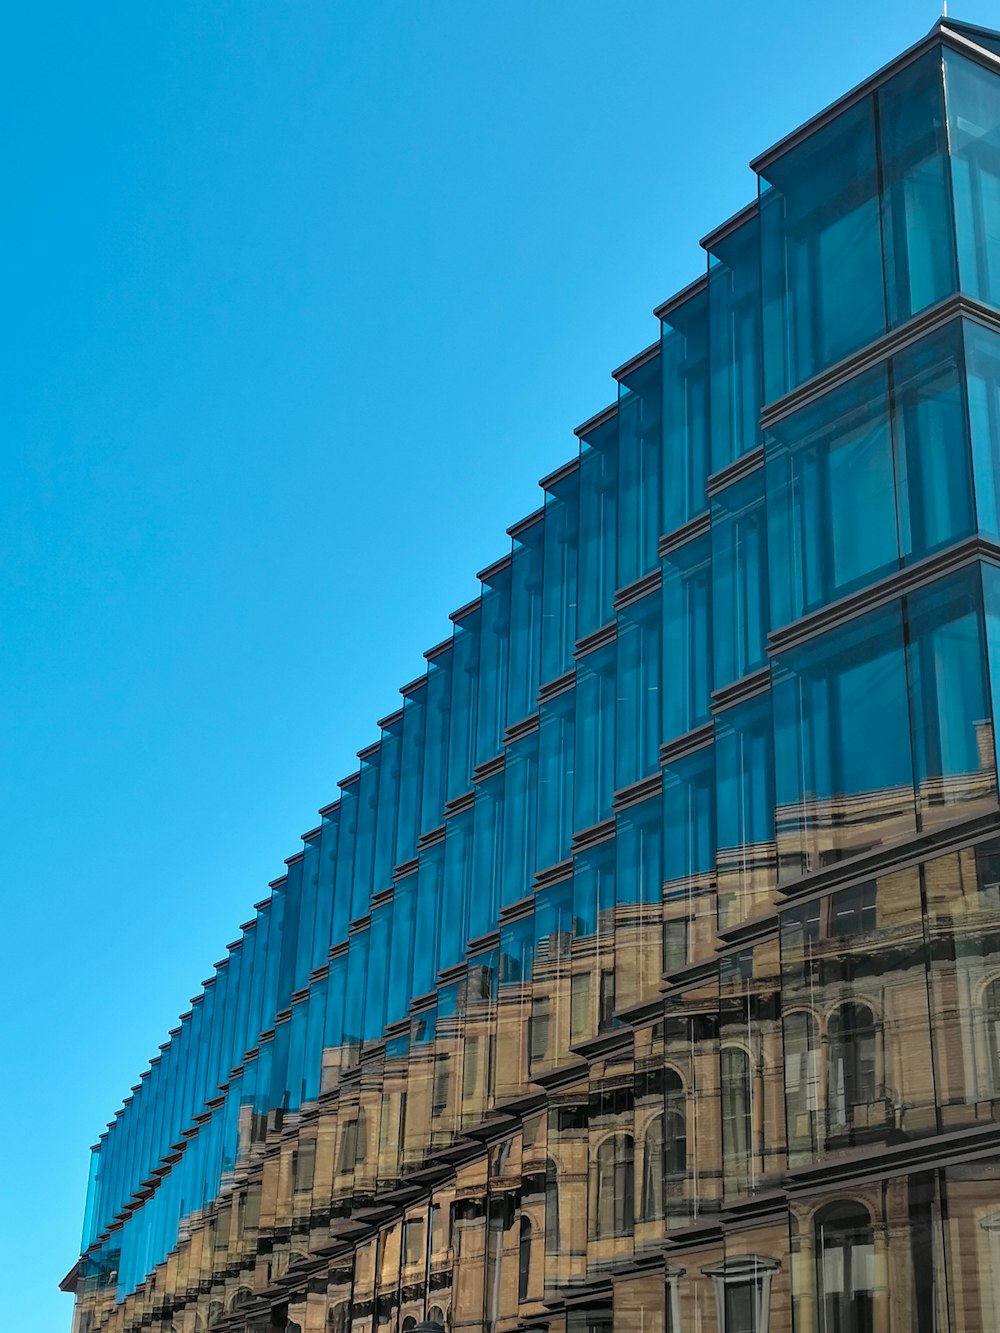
[1,1,989,1325]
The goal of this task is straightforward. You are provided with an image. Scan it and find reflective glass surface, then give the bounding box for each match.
[711,468,767,689]
[661,287,710,534]
[708,211,762,473]
[662,533,712,742]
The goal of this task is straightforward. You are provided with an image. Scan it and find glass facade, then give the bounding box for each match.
[67,22,1000,1333]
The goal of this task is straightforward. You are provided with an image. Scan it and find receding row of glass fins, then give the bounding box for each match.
[70,19,1000,1333]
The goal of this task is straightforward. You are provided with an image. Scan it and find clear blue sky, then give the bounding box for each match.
[1,2,986,1325]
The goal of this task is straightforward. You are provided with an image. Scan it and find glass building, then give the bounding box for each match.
[64,18,1000,1333]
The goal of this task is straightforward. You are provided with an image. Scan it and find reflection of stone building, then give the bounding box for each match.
[65,18,1000,1333]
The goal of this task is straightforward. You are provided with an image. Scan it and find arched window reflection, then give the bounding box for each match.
[518,1216,532,1302]
[827,1003,877,1126]
[595,1134,634,1237]
[327,1304,349,1333]
[665,1068,688,1186]
[815,1202,875,1333]
[721,1046,752,1191]
[641,1115,664,1220]
[983,978,1000,1093]
[545,1158,560,1255]
[785,1011,820,1150]
[228,1286,253,1311]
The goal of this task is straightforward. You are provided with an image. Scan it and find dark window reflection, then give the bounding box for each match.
[814,1202,875,1333]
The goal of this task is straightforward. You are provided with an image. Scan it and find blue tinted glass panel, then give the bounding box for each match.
[508,517,544,726]
[373,718,402,894]
[476,565,510,765]
[501,730,538,907]
[532,880,574,1075]
[335,778,360,927]
[413,841,443,998]
[574,643,616,831]
[315,807,340,967]
[363,902,391,1042]
[981,562,1000,780]
[296,834,321,992]
[571,840,615,1042]
[760,97,885,401]
[441,808,473,970]
[893,321,973,560]
[343,928,370,1065]
[617,355,662,588]
[577,417,618,639]
[965,319,1000,540]
[715,692,775,930]
[496,914,534,1099]
[447,609,480,800]
[536,687,575,870]
[663,533,712,741]
[663,745,715,973]
[616,794,662,907]
[286,997,308,1109]
[470,775,503,941]
[302,974,327,1103]
[879,50,956,324]
[324,952,348,1088]
[708,212,763,473]
[246,903,271,1052]
[773,602,913,881]
[711,469,768,689]
[396,683,426,868]
[765,365,896,628]
[421,648,452,834]
[615,794,663,1011]
[276,859,303,1014]
[388,874,417,1026]
[662,288,710,532]
[946,50,1000,308]
[352,753,380,921]
[907,567,996,828]
[541,467,579,684]
[616,591,661,789]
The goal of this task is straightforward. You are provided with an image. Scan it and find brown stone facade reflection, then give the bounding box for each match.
[67,831,1000,1333]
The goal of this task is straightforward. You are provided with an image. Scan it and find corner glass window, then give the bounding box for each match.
[760,97,885,401]
[965,319,1000,540]
[946,49,1000,309]
[879,50,956,324]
